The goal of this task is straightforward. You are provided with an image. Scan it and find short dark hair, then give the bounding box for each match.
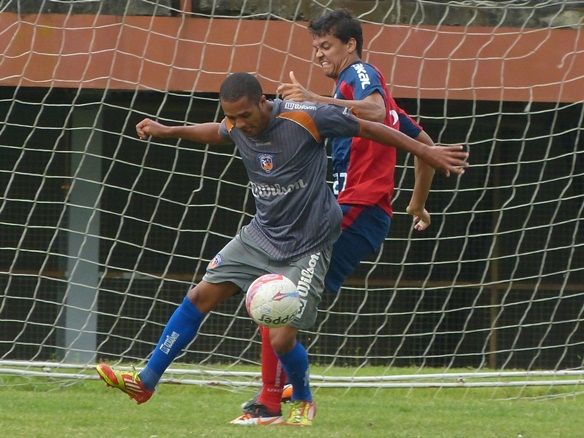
[219,72,263,104]
[308,9,363,58]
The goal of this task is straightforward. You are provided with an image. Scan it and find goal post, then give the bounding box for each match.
[0,0,583,391]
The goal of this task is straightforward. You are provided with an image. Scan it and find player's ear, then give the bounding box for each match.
[259,95,268,109]
[347,37,357,54]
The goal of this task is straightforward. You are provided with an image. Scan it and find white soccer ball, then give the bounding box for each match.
[245,274,301,328]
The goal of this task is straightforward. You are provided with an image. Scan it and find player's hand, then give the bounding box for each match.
[406,204,431,231]
[277,71,317,102]
[136,118,169,140]
[423,145,469,177]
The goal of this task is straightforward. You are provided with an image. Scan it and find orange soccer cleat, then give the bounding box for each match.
[95,363,154,404]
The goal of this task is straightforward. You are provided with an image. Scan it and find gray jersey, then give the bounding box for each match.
[220,99,360,261]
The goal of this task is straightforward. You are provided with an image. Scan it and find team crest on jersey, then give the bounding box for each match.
[258,154,274,173]
[208,253,223,270]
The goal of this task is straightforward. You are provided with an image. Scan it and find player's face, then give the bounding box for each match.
[312,33,357,79]
[221,95,270,138]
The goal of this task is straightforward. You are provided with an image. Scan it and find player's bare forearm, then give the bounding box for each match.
[409,131,436,209]
[407,156,434,224]
[358,119,468,176]
[330,93,386,122]
[309,94,385,122]
[406,131,435,231]
[136,118,227,145]
[164,123,227,145]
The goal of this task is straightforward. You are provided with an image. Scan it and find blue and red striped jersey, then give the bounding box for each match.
[332,61,422,217]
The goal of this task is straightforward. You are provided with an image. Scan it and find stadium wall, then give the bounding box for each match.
[0,13,582,102]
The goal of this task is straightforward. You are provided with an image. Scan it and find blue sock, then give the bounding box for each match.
[139,296,205,390]
[277,342,312,402]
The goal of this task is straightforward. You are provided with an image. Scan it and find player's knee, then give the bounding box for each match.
[186,281,237,313]
[269,326,297,355]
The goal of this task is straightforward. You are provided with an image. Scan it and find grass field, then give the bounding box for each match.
[1,372,583,437]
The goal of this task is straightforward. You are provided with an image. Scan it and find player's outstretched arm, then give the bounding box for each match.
[277,71,385,122]
[357,118,468,177]
[136,118,228,145]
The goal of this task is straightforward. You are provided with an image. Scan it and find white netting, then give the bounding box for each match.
[0,0,583,390]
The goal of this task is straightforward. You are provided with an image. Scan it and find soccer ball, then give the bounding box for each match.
[245,274,301,328]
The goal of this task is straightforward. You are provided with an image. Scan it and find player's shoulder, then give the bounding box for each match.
[342,61,383,78]
[276,99,357,139]
[339,61,385,90]
[275,99,332,137]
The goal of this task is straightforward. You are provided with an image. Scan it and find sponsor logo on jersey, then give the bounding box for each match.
[250,179,307,198]
[296,252,321,318]
[389,109,399,126]
[258,154,274,173]
[352,63,371,89]
[208,253,223,270]
[284,101,317,111]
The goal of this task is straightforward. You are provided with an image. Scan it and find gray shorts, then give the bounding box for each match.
[203,228,332,330]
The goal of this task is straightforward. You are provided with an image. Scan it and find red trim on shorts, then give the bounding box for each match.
[341,205,365,229]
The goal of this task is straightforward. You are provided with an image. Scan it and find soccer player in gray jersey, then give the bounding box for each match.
[238,9,443,423]
[95,72,468,426]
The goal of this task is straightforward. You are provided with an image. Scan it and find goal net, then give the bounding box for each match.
[1,0,583,392]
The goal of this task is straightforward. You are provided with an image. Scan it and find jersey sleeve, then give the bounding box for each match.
[219,118,233,141]
[313,104,360,139]
[340,63,386,101]
[397,110,423,139]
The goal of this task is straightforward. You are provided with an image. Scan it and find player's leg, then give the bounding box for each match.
[270,325,316,426]
[239,329,291,415]
[136,281,237,390]
[324,204,391,294]
[96,280,238,403]
[238,206,389,420]
[248,206,388,423]
[257,325,288,410]
[221,232,298,426]
[270,325,310,397]
[97,232,258,404]
[277,245,332,426]
[235,245,331,426]
[232,324,288,425]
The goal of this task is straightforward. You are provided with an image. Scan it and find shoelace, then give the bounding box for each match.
[122,367,143,394]
[289,403,305,422]
[130,365,140,379]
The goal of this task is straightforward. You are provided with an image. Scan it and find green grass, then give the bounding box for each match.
[0,376,582,437]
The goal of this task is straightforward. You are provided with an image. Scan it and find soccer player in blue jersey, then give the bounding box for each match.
[235,9,444,424]
[96,72,467,426]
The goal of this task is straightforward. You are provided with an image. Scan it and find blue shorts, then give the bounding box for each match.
[324,204,391,293]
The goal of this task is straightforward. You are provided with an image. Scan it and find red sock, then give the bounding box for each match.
[257,325,287,413]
